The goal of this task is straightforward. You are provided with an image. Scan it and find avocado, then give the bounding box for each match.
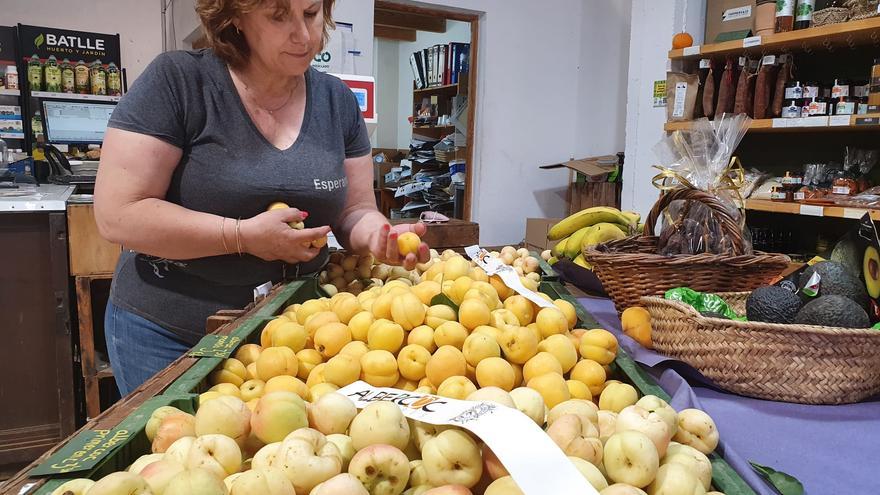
[746,286,802,324]
[830,233,862,279]
[793,295,870,328]
[799,261,869,309]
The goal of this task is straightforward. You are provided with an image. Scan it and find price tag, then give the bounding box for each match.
[253,281,272,303]
[188,334,242,358]
[338,382,598,495]
[856,117,880,126]
[738,56,747,67]
[772,118,792,128]
[465,245,554,309]
[699,59,711,69]
[30,428,134,476]
[799,204,825,217]
[762,55,776,65]
[683,45,701,56]
[743,36,762,48]
[844,208,868,219]
[829,115,851,126]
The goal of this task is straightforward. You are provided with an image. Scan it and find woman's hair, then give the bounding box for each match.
[197,0,336,67]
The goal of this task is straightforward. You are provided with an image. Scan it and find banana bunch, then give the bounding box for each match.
[548,206,641,269]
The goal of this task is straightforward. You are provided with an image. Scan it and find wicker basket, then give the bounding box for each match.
[584,188,790,313]
[644,292,880,404]
[812,7,850,26]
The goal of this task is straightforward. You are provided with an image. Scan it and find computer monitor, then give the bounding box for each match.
[42,99,115,145]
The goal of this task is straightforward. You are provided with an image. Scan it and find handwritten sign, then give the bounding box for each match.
[188,334,241,358]
[30,428,132,476]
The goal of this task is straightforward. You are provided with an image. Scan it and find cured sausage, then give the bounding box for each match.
[703,61,716,120]
[734,59,755,116]
[771,55,792,118]
[714,57,736,117]
[753,62,775,119]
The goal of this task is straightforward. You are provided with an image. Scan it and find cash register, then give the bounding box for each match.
[41,99,114,186]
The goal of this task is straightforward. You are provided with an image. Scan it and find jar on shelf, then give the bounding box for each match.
[755,0,777,36]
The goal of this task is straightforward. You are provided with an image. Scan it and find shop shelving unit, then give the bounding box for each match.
[665,15,880,257]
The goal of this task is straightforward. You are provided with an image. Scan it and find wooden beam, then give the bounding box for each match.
[374,24,417,42]
[375,0,481,22]
[375,8,446,33]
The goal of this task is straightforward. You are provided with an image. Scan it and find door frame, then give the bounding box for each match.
[374,0,481,221]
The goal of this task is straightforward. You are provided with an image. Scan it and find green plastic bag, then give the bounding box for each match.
[664,287,746,321]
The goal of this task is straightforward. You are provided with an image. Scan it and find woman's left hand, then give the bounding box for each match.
[372,222,431,270]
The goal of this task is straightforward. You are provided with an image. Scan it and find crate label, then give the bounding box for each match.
[338,381,598,495]
[844,208,867,219]
[829,115,851,126]
[683,45,701,56]
[743,36,762,48]
[465,245,554,308]
[30,428,133,476]
[188,334,242,358]
[799,204,825,217]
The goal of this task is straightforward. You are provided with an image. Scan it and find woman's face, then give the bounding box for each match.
[237,0,324,77]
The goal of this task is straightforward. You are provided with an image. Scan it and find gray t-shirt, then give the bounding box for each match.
[107,49,370,343]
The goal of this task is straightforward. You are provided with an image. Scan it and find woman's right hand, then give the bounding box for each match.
[238,208,331,264]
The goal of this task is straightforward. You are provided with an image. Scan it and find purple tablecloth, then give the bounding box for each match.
[578,296,880,495]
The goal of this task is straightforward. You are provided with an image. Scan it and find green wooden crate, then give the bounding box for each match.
[32,394,198,495]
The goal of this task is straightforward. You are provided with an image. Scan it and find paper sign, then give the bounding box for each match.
[338,382,597,495]
[188,334,242,358]
[856,117,880,126]
[683,45,700,56]
[844,208,868,219]
[723,5,752,21]
[653,80,667,108]
[829,115,851,127]
[672,82,688,118]
[699,59,711,69]
[799,204,825,217]
[253,281,272,302]
[771,118,791,128]
[464,246,554,309]
[743,36,762,48]
[327,231,343,250]
[30,428,133,476]
[762,55,776,65]
[395,181,432,198]
[17,482,36,495]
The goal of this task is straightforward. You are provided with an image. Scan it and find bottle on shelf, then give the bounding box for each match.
[107,62,121,96]
[90,60,107,96]
[44,55,61,93]
[5,65,18,90]
[776,0,795,32]
[75,60,89,94]
[61,58,75,93]
[31,111,43,141]
[795,0,815,29]
[27,55,42,92]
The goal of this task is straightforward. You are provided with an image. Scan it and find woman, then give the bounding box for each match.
[95,0,429,396]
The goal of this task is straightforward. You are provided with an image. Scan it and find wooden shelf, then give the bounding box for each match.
[30,91,120,102]
[670,17,880,60]
[665,114,880,133]
[745,198,880,221]
[414,82,461,96]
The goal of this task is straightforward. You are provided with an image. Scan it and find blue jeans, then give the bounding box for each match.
[105,301,192,396]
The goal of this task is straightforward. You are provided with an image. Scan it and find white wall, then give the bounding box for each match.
[622,0,705,218]
[2,0,162,83]
[374,37,401,148]
[394,20,471,149]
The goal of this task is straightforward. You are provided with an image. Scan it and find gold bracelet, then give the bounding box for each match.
[235,218,243,256]
[220,217,230,254]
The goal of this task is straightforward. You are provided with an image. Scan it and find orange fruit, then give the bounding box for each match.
[620,306,653,349]
[672,32,694,49]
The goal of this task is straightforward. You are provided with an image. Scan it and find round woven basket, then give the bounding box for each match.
[584,188,790,314]
[812,7,849,26]
[644,292,880,404]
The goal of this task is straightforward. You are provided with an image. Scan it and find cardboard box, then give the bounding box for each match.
[525,218,562,251]
[705,0,756,44]
[539,155,622,215]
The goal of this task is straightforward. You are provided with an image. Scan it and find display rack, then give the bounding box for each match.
[669,16,880,60]
[666,15,880,257]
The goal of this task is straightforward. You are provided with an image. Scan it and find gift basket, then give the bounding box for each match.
[584,115,790,313]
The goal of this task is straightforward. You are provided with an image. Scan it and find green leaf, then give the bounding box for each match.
[750,461,804,495]
[430,293,459,313]
[35,33,44,48]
